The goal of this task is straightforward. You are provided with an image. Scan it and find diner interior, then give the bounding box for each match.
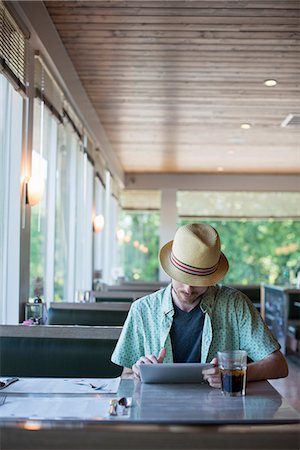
[0,1,299,449]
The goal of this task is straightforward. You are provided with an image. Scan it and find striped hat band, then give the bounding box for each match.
[170,251,220,276]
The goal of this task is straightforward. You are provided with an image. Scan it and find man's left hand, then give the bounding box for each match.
[202,357,221,388]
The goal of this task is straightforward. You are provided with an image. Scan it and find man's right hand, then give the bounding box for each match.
[132,348,166,379]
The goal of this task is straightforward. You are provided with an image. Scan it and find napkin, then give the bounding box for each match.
[0,377,19,390]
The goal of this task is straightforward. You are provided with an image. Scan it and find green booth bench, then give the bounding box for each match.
[93,290,151,302]
[0,325,122,378]
[227,285,261,312]
[47,302,131,326]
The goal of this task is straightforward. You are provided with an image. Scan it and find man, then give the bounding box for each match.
[111,223,288,386]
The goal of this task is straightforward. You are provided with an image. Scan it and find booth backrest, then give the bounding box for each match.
[229,285,261,311]
[106,282,168,292]
[0,325,122,378]
[94,291,151,302]
[47,302,131,326]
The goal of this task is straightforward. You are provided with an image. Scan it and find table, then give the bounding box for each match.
[0,379,299,449]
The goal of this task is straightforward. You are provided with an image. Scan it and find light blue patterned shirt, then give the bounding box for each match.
[111,284,280,368]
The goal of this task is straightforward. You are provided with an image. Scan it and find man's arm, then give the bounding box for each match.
[132,348,167,378]
[121,368,134,379]
[203,350,288,388]
[120,348,167,380]
[247,349,288,381]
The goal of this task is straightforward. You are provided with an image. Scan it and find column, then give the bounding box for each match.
[159,189,177,282]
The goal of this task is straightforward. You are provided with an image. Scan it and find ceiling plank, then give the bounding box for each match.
[44,0,300,175]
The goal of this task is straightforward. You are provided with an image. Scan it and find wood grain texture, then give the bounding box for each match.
[44,0,300,174]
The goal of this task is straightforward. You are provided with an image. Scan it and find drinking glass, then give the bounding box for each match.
[217,350,247,397]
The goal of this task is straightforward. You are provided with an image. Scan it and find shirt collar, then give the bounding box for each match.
[162,284,174,316]
[199,286,217,313]
[162,283,217,316]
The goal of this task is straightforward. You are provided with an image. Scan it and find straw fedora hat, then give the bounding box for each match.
[159,223,229,286]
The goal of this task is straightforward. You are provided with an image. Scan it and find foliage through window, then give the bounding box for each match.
[179,218,300,285]
[118,211,160,282]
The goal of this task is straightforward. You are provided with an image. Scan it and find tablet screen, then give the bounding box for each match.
[140,363,213,384]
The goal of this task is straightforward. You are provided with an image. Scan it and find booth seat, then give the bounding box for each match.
[94,290,152,302]
[102,283,261,308]
[0,325,122,378]
[228,285,261,311]
[106,281,168,292]
[47,302,131,326]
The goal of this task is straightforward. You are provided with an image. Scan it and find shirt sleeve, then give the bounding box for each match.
[111,302,146,369]
[236,293,280,361]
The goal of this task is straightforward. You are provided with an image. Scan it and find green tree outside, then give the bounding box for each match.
[180,219,300,285]
[118,211,160,282]
[119,214,300,285]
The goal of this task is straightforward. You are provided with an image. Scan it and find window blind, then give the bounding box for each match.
[63,99,83,140]
[95,148,106,187]
[120,190,161,210]
[35,54,64,122]
[177,191,300,218]
[110,175,121,202]
[84,135,95,166]
[0,0,27,90]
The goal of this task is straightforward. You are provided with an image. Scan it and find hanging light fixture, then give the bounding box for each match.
[25,175,44,206]
[124,234,131,243]
[93,214,105,233]
[116,228,125,242]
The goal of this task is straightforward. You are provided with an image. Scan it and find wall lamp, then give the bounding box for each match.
[93,214,105,233]
[25,175,44,206]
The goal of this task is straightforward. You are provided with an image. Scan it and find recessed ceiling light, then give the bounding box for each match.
[264,79,277,87]
[240,123,251,129]
[217,166,224,172]
[227,150,235,155]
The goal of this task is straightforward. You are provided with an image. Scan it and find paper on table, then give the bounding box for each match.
[0,378,19,390]
[0,396,131,420]
[2,377,121,394]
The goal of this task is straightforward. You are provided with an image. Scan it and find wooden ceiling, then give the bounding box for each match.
[44,0,300,174]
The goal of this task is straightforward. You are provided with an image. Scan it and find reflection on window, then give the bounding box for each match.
[118,211,160,282]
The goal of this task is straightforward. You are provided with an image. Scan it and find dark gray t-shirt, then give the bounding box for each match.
[170,303,205,363]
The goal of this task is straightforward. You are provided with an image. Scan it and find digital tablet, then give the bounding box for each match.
[139,363,213,384]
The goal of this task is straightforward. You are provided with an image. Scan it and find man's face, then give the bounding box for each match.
[172,279,208,304]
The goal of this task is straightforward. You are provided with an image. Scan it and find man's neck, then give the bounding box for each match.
[171,288,204,312]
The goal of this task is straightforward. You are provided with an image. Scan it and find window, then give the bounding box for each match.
[179,218,300,286]
[118,189,161,282]
[93,176,105,279]
[118,190,299,285]
[118,210,160,282]
[177,191,300,285]
[29,99,58,303]
[74,152,94,293]
[54,122,80,301]
[0,74,23,323]
[0,1,27,90]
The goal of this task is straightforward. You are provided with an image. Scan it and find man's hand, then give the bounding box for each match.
[132,348,166,379]
[202,357,221,388]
